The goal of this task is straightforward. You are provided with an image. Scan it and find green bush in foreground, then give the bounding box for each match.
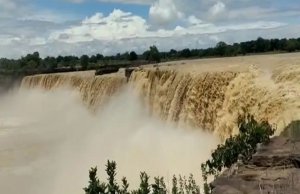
[84,160,201,194]
[201,115,275,193]
[84,115,275,194]
[83,167,106,194]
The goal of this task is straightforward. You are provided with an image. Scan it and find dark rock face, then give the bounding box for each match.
[252,137,299,167]
[95,66,120,76]
[212,137,300,194]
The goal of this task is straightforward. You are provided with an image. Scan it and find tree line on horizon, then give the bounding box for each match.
[0,37,300,75]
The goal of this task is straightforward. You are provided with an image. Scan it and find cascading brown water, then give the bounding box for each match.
[21,72,126,110]
[20,63,300,139]
[129,65,300,139]
[129,70,237,132]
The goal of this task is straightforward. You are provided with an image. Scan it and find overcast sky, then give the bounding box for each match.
[0,0,300,58]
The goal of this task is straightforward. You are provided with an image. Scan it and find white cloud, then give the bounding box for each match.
[0,0,15,10]
[82,13,104,24]
[97,0,153,5]
[2,23,299,59]
[49,10,285,44]
[187,16,203,25]
[149,0,183,25]
[50,9,150,43]
[0,0,29,18]
[0,35,21,46]
[22,10,77,23]
[209,2,226,16]
[0,0,299,58]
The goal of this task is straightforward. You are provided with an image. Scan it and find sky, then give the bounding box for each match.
[0,0,300,58]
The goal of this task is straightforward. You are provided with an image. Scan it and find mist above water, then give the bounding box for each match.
[0,87,219,194]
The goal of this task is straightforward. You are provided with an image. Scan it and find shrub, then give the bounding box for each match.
[201,115,275,192]
[120,177,130,194]
[138,172,151,194]
[84,162,202,194]
[152,177,167,194]
[171,176,178,194]
[106,160,119,194]
[83,167,106,194]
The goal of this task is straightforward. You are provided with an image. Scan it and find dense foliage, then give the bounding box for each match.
[84,160,200,194]
[84,167,106,194]
[1,37,300,76]
[201,115,275,193]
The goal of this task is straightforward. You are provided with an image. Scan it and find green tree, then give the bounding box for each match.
[178,176,184,194]
[278,38,287,50]
[138,172,150,194]
[270,39,280,51]
[180,48,192,58]
[148,46,161,63]
[185,174,200,194]
[285,39,300,52]
[96,54,104,61]
[83,167,106,194]
[90,55,98,63]
[215,41,227,56]
[152,177,167,194]
[201,115,275,187]
[142,50,150,61]
[43,56,57,71]
[120,177,130,194]
[121,52,130,60]
[169,49,178,58]
[26,60,38,70]
[106,160,119,194]
[129,51,138,61]
[32,51,41,66]
[20,52,41,70]
[172,176,178,194]
[80,55,89,70]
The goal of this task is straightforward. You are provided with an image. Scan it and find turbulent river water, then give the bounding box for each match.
[0,86,218,194]
[1,56,300,193]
